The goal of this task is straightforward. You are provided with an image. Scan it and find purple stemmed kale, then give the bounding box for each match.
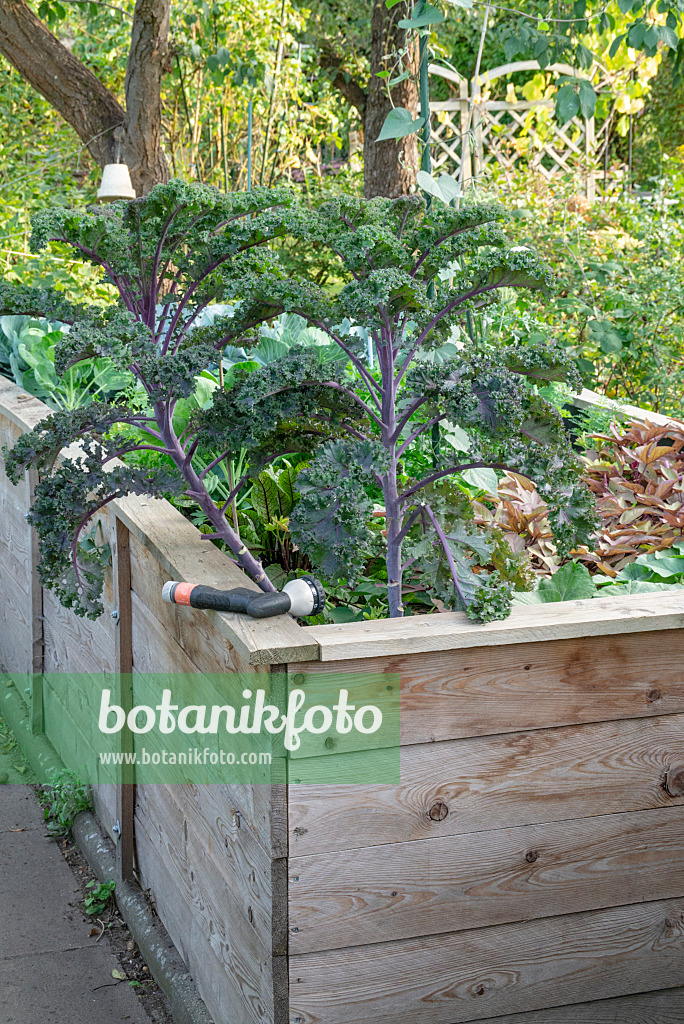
[2,183,596,621]
[2,181,294,615]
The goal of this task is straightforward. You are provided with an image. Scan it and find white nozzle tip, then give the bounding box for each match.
[283,578,315,618]
[162,581,179,604]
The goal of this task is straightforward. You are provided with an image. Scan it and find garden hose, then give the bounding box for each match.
[162,576,325,619]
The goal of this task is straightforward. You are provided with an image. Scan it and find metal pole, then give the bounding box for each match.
[419,34,432,185]
[247,100,253,192]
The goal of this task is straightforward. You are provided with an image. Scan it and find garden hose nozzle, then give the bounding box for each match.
[162,576,325,619]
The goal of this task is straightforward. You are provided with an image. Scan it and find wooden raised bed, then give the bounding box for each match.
[2,374,684,1023]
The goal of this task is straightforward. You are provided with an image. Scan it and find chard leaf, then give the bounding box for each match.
[513,561,597,604]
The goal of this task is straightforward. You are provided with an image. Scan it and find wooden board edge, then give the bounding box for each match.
[302,592,684,661]
[575,387,683,428]
[112,492,319,666]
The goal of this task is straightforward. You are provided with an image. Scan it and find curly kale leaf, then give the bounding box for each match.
[0,280,89,326]
[404,504,496,609]
[29,460,182,618]
[503,338,582,390]
[466,572,514,622]
[195,348,363,467]
[136,341,221,402]
[53,306,153,374]
[289,439,388,584]
[4,403,136,482]
[405,355,528,436]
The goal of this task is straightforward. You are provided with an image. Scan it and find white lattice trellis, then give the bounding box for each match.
[429,61,597,199]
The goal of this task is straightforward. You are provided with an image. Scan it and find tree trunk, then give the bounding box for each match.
[123,0,171,194]
[0,0,169,196]
[363,0,419,199]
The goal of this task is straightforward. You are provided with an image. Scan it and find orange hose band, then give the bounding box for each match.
[173,582,196,606]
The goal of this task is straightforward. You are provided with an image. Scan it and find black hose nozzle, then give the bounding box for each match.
[162,576,325,619]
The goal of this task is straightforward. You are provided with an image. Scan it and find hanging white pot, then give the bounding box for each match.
[97,163,136,201]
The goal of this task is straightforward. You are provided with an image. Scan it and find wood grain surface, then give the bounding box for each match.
[302,593,684,662]
[288,714,684,855]
[288,806,684,953]
[289,630,684,751]
[288,898,684,1024]
[481,985,684,1022]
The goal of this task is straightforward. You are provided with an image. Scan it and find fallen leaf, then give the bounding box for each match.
[112,969,127,981]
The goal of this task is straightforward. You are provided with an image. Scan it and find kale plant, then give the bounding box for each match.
[203,193,598,619]
[1,180,294,616]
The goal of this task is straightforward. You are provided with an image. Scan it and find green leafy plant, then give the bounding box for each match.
[513,546,684,606]
[0,314,131,410]
[512,559,598,604]
[84,879,116,916]
[2,182,599,622]
[1,180,296,617]
[505,175,684,415]
[41,768,92,838]
[202,189,597,619]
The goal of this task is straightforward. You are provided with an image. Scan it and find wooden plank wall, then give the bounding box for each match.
[0,389,291,1024]
[287,635,684,1023]
[0,414,37,675]
[128,531,288,1024]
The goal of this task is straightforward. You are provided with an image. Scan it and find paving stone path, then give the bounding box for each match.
[0,784,151,1024]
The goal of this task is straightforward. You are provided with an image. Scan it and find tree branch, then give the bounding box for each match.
[0,0,170,195]
[123,0,171,193]
[319,41,366,115]
[0,0,126,168]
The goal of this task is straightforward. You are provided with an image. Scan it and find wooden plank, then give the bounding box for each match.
[130,589,206,675]
[91,785,118,842]
[0,417,33,674]
[481,986,684,1023]
[288,806,684,953]
[26,467,44,717]
[129,533,255,674]
[161,783,275,940]
[288,897,684,1024]
[0,376,52,432]
[134,799,270,1024]
[288,714,684,856]
[129,594,287,861]
[575,387,682,428]
[110,513,135,881]
[0,539,33,674]
[42,676,103,776]
[115,490,317,666]
[302,594,684,663]
[135,784,278,1024]
[290,630,684,751]
[42,588,116,673]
